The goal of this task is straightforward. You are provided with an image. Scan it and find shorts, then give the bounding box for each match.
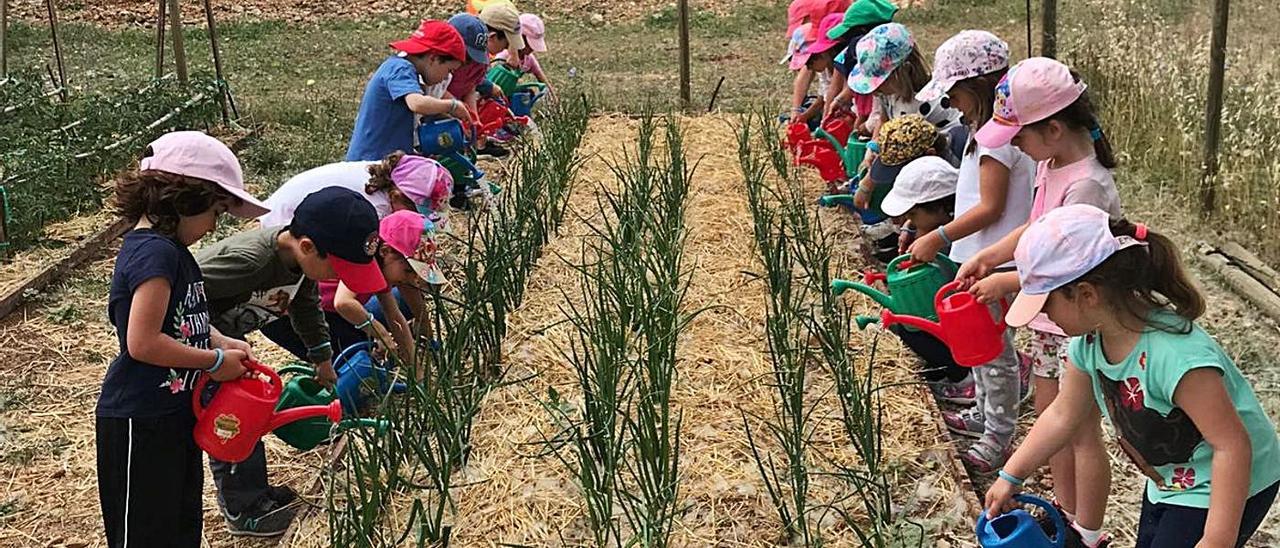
[1026,329,1069,379]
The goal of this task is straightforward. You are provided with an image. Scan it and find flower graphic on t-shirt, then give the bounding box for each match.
[1171,467,1196,490]
[1120,377,1145,411]
[159,369,186,394]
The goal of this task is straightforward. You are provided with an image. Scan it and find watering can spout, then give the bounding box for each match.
[268,399,342,432]
[880,309,944,340]
[838,282,896,310]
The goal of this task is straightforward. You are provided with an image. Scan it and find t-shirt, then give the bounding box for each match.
[97,230,210,418]
[950,142,1036,265]
[1027,155,1122,335]
[1068,311,1280,508]
[196,227,332,363]
[494,50,542,75]
[446,60,488,99]
[317,279,373,313]
[259,162,389,227]
[347,56,425,162]
[871,94,963,135]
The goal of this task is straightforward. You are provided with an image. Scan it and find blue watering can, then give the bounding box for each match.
[508,84,547,117]
[332,341,408,415]
[976,494,1066,548]
[417,117,484,181]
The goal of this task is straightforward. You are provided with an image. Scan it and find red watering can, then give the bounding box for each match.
[879,280,1009,367]
[817,116,853,147]
[797,146,847,183]
[193,360,342,463]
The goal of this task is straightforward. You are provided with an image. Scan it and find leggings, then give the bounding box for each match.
[1136,481,1278,548]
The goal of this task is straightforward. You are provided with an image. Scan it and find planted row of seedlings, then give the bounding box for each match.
[0,73,224,249]
[540,113,697,547]
[318,96,593,547]
[736,112,922,546]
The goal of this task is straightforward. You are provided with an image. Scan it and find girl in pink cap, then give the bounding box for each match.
[986,205,1279,548]
[959,57,1124,548]
[494,13,554,96]
[259,151,453,228]
[96,131,269,546]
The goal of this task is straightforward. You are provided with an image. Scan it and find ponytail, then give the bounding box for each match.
[1030,70,1117,168]
[366,150,406,195]
[1067,218,1205,333]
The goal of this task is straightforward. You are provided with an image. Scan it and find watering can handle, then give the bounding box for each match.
[861,270,886,285]
[934,280,966,310]
[191,359,278,418]
[278,364,317,377]
[333,341,376,370]
[975,494,1067,548]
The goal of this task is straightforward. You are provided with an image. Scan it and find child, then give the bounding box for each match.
[197,187,389,536]
[961,57,1123,547]
[856,113,950,265]
[821,0,898,127]
[843,23,963,211]
[493,13,553,95]
[909,30,1036,473]
[985,204,1280,548]
[96,131,269,546]
[347,20,468,162]
[780,0,851,124]
[470,4,527,159]
[260,152,453,228]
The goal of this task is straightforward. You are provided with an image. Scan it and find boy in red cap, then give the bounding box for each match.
[347,19,469,162]
[196,187,388,536]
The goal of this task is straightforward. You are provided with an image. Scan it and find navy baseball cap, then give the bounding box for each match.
[448,13,489,64]
[291,187,388,294]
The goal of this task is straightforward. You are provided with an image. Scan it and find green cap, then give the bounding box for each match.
[826,0,898,40]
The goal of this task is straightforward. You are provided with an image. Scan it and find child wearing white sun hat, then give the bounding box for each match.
[986,204,1280,548]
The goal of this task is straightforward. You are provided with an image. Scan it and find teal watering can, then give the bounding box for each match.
[272,365,390,451]
[417,117,485,182]
[831,253,957,330]
[976,494,1065,548]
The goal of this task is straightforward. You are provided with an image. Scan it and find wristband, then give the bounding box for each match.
[208,348,225,374]
[354,313,375,331]
[997,470,1025,487]
[307,342,331,353]
[937,224,953,246]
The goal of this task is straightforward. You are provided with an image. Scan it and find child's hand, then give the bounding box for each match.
[969,273,1017,305]
[908,231,945,263]
[219,337,256,363]
[984,477,1020,520]
[955,254,995,285]
[368,321,398,360]
[853,188,871,210]
[210,349,250,382]
[315,360,338,388]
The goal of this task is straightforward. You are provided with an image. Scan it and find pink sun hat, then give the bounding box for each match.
[520,13,547,53]
[780,24,814,71]
[1006,204,1148,327]
[804,13,846,57]
[389,155,454,214]
[138,131,270,218]
[974,57,1087,149]
[380,210,447,285]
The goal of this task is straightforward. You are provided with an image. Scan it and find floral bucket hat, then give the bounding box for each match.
[916,30,1010,102]
[848,22,915,94]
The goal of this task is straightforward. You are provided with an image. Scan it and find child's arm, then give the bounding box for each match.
[127,278,248,381]
[910,157,1012,262]
[287,279,337,386]
[986,362,1098,517]
[1174,368,1253,545]
[955,221,1028,283]
[790,68,815,118]
[969,270,1020,305]
[374,287,416,365]
[334,283,398,358]
[209,326,255,362]
[405,94,468,120]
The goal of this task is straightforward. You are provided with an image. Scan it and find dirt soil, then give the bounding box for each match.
[9,0,692,28]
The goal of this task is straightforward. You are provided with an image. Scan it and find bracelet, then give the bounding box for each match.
[208,348,225,374]
[937,224,953,246]
[354,313,375,331]
[997,470,1025,487]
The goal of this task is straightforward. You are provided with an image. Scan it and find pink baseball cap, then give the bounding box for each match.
[390,155,454,213]
[780,24,814,71]
[520,13,547,53]
[786,0,849,39]
[974,57,1087,149]
[1006,204,1147,327]
[804,13,846,57]
[379,210,446,285]
[138,131,270,218]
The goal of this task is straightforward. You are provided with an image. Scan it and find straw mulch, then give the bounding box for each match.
[291,114,974,546]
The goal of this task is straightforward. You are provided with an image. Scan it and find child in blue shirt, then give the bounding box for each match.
[346,20,468,161]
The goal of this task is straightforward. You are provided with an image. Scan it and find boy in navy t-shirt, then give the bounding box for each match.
[346,19,469,161]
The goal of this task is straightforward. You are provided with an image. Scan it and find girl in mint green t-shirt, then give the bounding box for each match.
[984,204,1279,548]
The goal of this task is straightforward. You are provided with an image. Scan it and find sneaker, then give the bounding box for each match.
[476,143,510,160]
[221,495,299,537]
[490,127,518,144]
[267,485,297,506]
[1063,523,1112,548]
[942,407,984,438]
[959,437,1011,474]
[929,375,976,405]
[1018,351,1034,404]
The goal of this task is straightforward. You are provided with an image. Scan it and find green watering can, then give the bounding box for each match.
[273,364,388,451]
[813,129,869,179]
[831,253,958,330]
[486,62,549,97]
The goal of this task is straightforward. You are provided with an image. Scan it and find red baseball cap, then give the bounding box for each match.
[391,19,467,62]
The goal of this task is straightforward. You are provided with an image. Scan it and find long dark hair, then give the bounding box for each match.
[1027,71,1118,168]
[882,47,931,101]
[1059,219,1204,333]
[952,68,1008,155]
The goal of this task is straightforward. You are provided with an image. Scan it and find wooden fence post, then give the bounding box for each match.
[201,0,231,122]
[46,0,67,100]
[167,0,188,85]
[1,0,9,78]
[154,0,166,79]
[676,0,691,111]
[1041,0,1057,58]
[1200,0,1230,214]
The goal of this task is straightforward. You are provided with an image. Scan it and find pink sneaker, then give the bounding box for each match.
[930,374,976,405]
[943,407,983,438]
